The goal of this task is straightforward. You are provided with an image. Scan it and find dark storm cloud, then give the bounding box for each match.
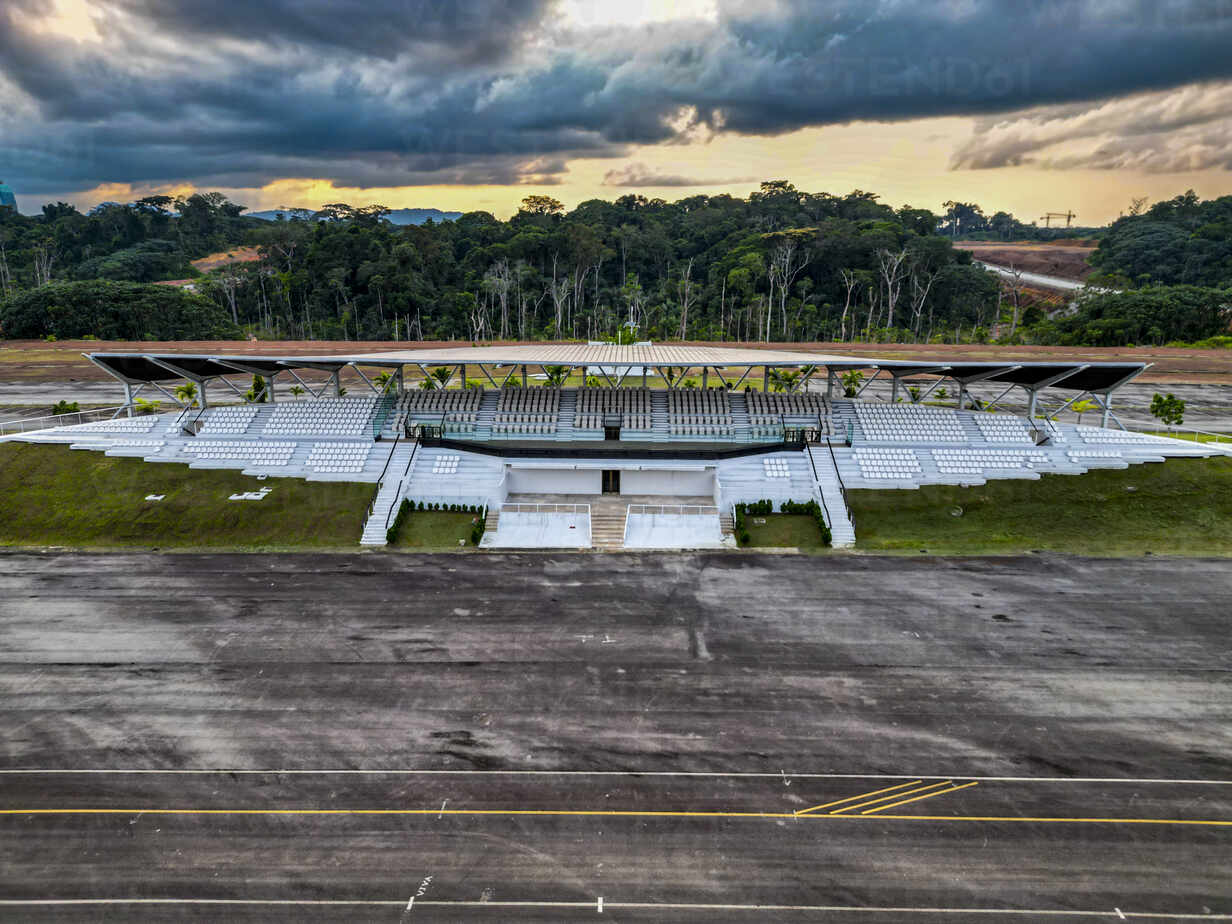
[3,0,1232,195]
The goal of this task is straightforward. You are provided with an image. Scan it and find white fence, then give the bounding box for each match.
[0,405,129,436]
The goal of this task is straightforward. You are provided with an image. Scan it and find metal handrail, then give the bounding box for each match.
[501,503,590,514]
[366,430,401,523]
[383,436,423,532]
[1120,419,1232,452]
[821,427,855,533]
[627,504,718,516]
[803,441,835,533]
[0,404,130,435]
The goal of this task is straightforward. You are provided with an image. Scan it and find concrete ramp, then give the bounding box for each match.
[482,504,591,549]
[622,505,726,549]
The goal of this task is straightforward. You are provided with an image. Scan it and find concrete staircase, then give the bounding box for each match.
[589,503,628,549]
[482,505,500,537]
[359,440,418,546]
[808,442,856,548]
[728,391,751,439]
[475,391,500,439]
[719,510,735,540]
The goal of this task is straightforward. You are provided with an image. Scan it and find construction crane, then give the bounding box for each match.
[1039,211,1076,228]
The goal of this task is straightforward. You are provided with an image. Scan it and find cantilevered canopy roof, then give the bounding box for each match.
[87,353,353,384]
[87,346,1149,394]
[330,344,861,367]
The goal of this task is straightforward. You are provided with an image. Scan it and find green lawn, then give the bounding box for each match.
[849,456,1232,556]
[389,510,483,549]
[743,513,829,550]
[0,441,371,549]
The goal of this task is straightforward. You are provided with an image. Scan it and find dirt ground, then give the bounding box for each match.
[190,246,263,272]
[959,241,1097,282]
[3,339,1229,385]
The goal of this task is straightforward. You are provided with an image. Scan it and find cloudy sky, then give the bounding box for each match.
[2,0,1231,222]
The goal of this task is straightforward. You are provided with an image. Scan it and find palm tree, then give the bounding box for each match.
[290,385,305,399]
[769,369,801,393]
[1071,399,1096,426]
[429,367,453,389]
[840,369,864,398]
[543,365,569,387]
[134,397,161,416]
[173,381,198,407]
[375,371,394,394]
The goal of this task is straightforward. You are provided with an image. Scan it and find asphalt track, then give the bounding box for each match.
[1,551,1230,921]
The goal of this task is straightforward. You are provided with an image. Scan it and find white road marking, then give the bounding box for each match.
[438,800,448,818]
[0,899,1226,918]
[1,769,1229,785]
[405,896,414,911]
[598,896,603,913]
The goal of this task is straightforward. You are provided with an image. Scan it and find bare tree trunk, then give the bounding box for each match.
[677,257,694,341]
[839,269,857,342]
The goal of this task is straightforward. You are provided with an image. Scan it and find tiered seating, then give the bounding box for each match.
[59,417,157,433]
[199,406,257,435]
[1076,426,1168,445]
[854,404,965,443]
[574,387,652,431]
[493,388,559,435]
[181,440,295,467]
[932,448,1050,475]
[852,447,922,479]
[1068,450,1127,464]
[762,458,791,479]
[307,442,372,474]
[263,397,376,437]
[668,389,732,437]
[973,413,1033,444]
[746,390,823,424]
[104,439,166,450]
[430,454,460,475]
[401,388,482,421]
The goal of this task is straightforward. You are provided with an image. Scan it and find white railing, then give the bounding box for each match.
[0,405,129,436]
[626,504,719,516]
[501,503,591,515]
[1121,419,1232,453]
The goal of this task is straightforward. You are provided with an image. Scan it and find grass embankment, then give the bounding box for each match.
[743,514,829,550]
[849,456,1232,556]
[388,510,482,549]
[0,442,370,549]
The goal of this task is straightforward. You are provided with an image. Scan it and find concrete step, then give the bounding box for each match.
[589,511,627,549]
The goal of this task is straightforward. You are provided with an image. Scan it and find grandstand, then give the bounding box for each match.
[0,343,1220,550]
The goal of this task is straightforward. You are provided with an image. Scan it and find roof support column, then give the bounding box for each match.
[331,368,341,396]
[891,375,899,404]
[702,367,709,389]
[763,366,769,392]
[827,367,836,401]
[123,382,133,418]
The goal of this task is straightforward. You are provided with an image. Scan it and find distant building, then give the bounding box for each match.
[0,181,15,211]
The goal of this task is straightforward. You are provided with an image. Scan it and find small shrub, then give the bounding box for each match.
[386,498,412,544]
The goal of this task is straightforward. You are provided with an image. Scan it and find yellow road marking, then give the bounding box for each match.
[794,780,923,815]
[829,781,953,814]
[1,808,1230,826]
[862,781,979,814]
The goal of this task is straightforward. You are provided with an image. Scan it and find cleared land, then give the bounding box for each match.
[0,442,370,549]
[959,241,1097,282]
[849,456,1232,556]
[0,551,1229,920]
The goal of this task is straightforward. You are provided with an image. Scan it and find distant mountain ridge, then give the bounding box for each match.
[247,207,462,225]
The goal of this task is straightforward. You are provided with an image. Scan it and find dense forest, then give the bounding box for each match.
[0,185,1228,347]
